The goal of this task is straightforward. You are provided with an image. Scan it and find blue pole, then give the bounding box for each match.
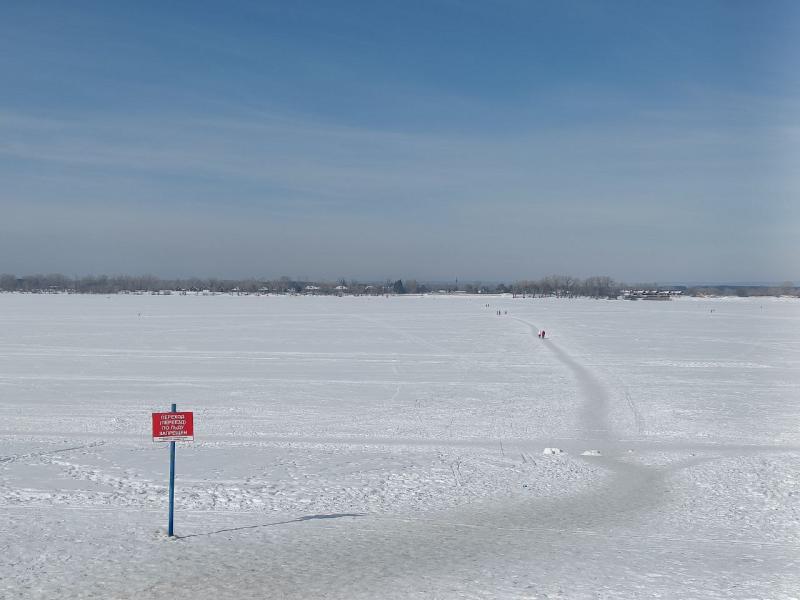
[168,402,176,537]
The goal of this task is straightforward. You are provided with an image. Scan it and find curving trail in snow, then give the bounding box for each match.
[512,317,614,442]
[509,316,680,538]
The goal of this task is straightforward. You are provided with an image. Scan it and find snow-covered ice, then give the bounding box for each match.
[1,293,799,598]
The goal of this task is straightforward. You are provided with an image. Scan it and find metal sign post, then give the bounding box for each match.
[152,405,194,537]
[168,403,176,537]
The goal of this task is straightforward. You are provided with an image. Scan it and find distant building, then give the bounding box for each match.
[622,289,683,301]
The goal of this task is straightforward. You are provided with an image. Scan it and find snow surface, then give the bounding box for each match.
[1,293,799,599]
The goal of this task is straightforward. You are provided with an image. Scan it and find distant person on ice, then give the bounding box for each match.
[539,330,546,339]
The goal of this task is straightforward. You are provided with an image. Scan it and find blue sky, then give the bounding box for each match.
[1,0,798,282]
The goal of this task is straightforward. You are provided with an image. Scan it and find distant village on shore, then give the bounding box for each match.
[1,273,796,299]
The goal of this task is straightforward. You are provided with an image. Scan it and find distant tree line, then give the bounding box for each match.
[687,282,797,298]
[0,273,795,298]
[506,275,620,298]
[0,273,432,295]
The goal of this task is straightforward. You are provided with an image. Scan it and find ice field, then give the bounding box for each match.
[1,293,799,599]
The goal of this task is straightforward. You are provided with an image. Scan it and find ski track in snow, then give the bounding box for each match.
[1,294,799,599]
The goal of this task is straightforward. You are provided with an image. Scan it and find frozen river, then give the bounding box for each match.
[1,293,799,598]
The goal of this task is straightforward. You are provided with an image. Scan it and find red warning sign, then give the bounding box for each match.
[152,412,194,442]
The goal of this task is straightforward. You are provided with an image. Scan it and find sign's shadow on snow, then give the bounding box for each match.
[175,513,366,540]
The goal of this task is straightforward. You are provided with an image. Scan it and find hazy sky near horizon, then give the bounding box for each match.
[1,1,798,282]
